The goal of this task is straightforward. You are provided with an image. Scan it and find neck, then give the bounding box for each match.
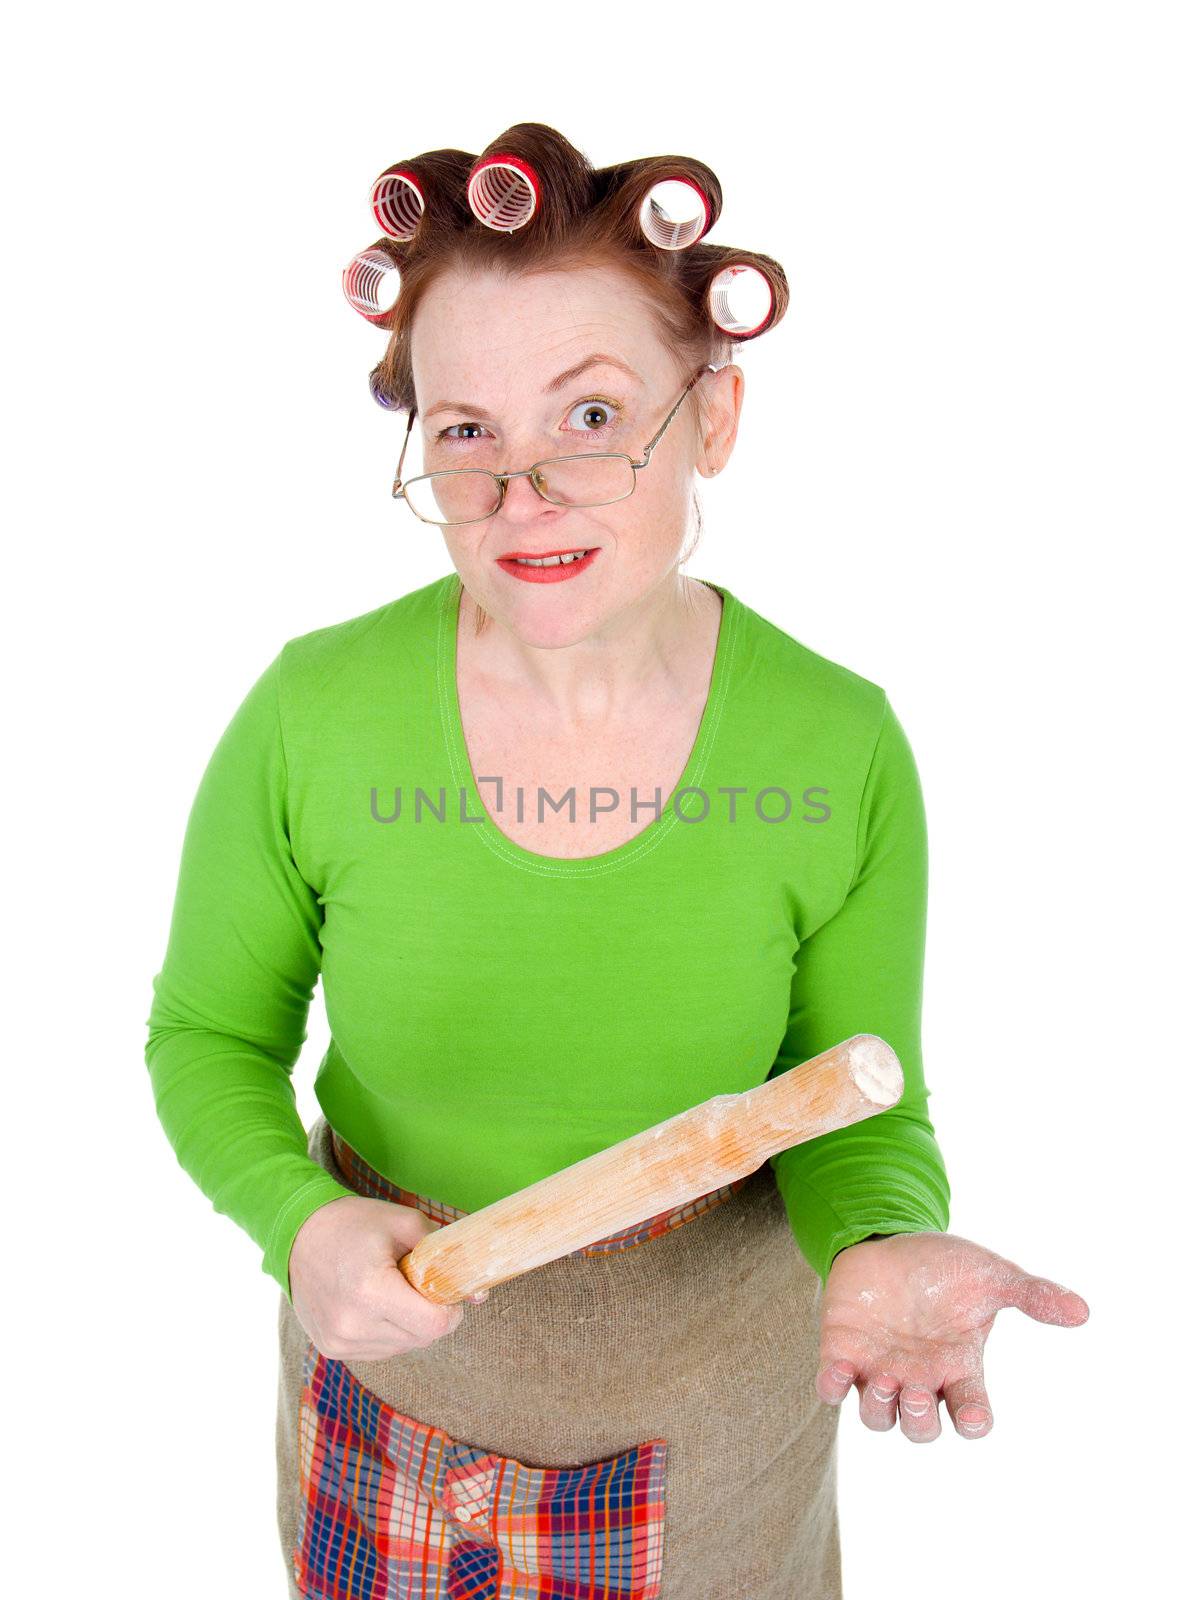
[459,571,721,724]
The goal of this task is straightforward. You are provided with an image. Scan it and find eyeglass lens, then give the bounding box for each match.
[404,455,636,525]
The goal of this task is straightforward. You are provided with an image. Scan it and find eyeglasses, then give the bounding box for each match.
[391,364,715,527]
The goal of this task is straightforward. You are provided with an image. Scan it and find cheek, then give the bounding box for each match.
[439,536,487,588]
[622,467,692,549]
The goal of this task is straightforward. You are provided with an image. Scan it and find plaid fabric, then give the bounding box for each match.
[294,1338,668,1599]
[330,1129,750,1255]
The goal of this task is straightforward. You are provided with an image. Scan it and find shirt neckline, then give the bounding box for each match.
[435,571,741,877]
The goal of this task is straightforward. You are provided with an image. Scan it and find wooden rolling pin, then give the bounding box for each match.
[395,1034,903,1305]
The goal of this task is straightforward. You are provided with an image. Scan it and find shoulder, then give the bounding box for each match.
[274,573,454,701]
[728,586,889,757]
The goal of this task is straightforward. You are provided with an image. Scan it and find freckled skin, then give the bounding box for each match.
[814,1232,1091,1443]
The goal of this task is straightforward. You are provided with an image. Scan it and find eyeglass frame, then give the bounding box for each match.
[391,362,716,527]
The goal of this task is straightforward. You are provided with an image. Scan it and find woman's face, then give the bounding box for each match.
[408,263,727,649]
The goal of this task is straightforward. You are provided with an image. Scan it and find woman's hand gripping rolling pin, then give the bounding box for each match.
[815,1232,1090,1442]
[288,1195,490,1360]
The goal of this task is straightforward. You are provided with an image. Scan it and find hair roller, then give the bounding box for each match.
[370,165,426,241]
[368,362,402,410]
[706,261,783,340]
[463,123,600,237]
[637,177,713,251]
[342,241,405,326]
[594,155,722,251]
[466,151,541,232]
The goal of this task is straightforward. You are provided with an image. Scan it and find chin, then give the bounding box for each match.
[500,602,605,651]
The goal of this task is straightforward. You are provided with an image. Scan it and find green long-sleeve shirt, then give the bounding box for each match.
[145,573,950,1304]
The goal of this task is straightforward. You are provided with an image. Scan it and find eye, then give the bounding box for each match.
[434,421,488,445]
[566,396,623,434]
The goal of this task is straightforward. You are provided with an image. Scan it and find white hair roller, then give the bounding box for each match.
[637,176,712,251]
[342,247,402,325]
[708,263,776,339]
[466,151,541,232]
[370,165,426,241]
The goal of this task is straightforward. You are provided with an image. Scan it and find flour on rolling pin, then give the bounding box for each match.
[398,1034,904,1305]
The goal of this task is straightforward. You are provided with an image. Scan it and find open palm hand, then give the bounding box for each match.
[815,1231,1090,1442]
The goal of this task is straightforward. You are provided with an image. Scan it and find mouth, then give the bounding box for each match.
[495,546,600,583]
[497,548,593,568]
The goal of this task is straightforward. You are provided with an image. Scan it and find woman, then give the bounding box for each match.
[145,123,1090,1599]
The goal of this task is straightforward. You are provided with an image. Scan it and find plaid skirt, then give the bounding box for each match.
[276,1114,842,1599]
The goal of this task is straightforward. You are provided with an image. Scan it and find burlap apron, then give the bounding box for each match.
[276,1114,842,1598]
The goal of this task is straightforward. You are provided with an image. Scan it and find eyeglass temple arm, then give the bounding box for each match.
[393,405,419,495]
[631,364,715,469]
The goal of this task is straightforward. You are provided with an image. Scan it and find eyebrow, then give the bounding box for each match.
[423,354,644,423]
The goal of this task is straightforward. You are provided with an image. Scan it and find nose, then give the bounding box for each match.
[496,469,560,523]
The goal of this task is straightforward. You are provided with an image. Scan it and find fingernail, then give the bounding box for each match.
[903,1391,930,1415]
[958,1407,989,1431]
[830,1365,853,1383]
[873,1385,898,1402]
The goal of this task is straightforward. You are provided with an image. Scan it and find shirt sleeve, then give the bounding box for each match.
[144,649,357,1303]
[767,695,951,1285]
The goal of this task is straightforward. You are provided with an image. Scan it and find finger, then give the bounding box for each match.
[897,1380,942,1444]
[815,1360,859,1405]
[858,1372,901,1432]
[382,1300,464,1344]
[942,1374,994,1439]
[1008,1273,1091,1326]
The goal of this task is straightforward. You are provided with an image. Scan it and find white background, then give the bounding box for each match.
[6,3,1190,1595]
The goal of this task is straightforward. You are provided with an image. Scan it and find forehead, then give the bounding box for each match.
[410,264,665,399]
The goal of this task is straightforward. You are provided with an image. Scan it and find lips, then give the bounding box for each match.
[498,548,590,561]
[496,547,600,583]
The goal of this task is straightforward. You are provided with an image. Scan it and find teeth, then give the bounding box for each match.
[511,551,589,567]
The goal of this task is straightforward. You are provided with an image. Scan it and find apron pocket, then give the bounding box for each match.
[293,1337,669,1599]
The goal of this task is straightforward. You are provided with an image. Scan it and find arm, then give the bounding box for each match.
[144,649,356,1303]
[768,695,951,1285]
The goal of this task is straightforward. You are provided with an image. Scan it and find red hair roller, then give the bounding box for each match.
[466,152,541,232]
[637,177,712,251]
[707,264,775,339]
[342,247,402,325]
[370,165,426,241]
